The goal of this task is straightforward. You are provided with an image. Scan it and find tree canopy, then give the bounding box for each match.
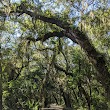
[0,0,110,110]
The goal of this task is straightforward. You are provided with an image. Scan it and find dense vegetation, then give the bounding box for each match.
[0,0,110,109]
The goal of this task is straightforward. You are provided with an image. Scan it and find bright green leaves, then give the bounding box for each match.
[21,0,26,2]
[78,8,110,54]
[81,8,110,37]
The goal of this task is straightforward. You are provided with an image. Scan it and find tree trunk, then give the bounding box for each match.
[78,80,91,110]
[68,29,110,100]
[60,87,72,108]
[0,42,2,110]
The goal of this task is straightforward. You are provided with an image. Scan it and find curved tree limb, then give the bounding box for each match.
[27,31,64,42]
[16,3,70,30]
[26,31,77,43]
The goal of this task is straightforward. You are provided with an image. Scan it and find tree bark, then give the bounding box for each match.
[78,80,91,110]
[60,87,72,108]
[0,39,2,110]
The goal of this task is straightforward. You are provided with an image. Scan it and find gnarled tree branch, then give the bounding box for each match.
[17,3,70,30]
[27,31,77,43]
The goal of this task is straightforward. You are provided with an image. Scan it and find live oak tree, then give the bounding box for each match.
[0,0,110,109]
[7,0,110,98]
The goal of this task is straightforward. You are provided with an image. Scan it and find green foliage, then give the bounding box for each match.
[0,0,110,110]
